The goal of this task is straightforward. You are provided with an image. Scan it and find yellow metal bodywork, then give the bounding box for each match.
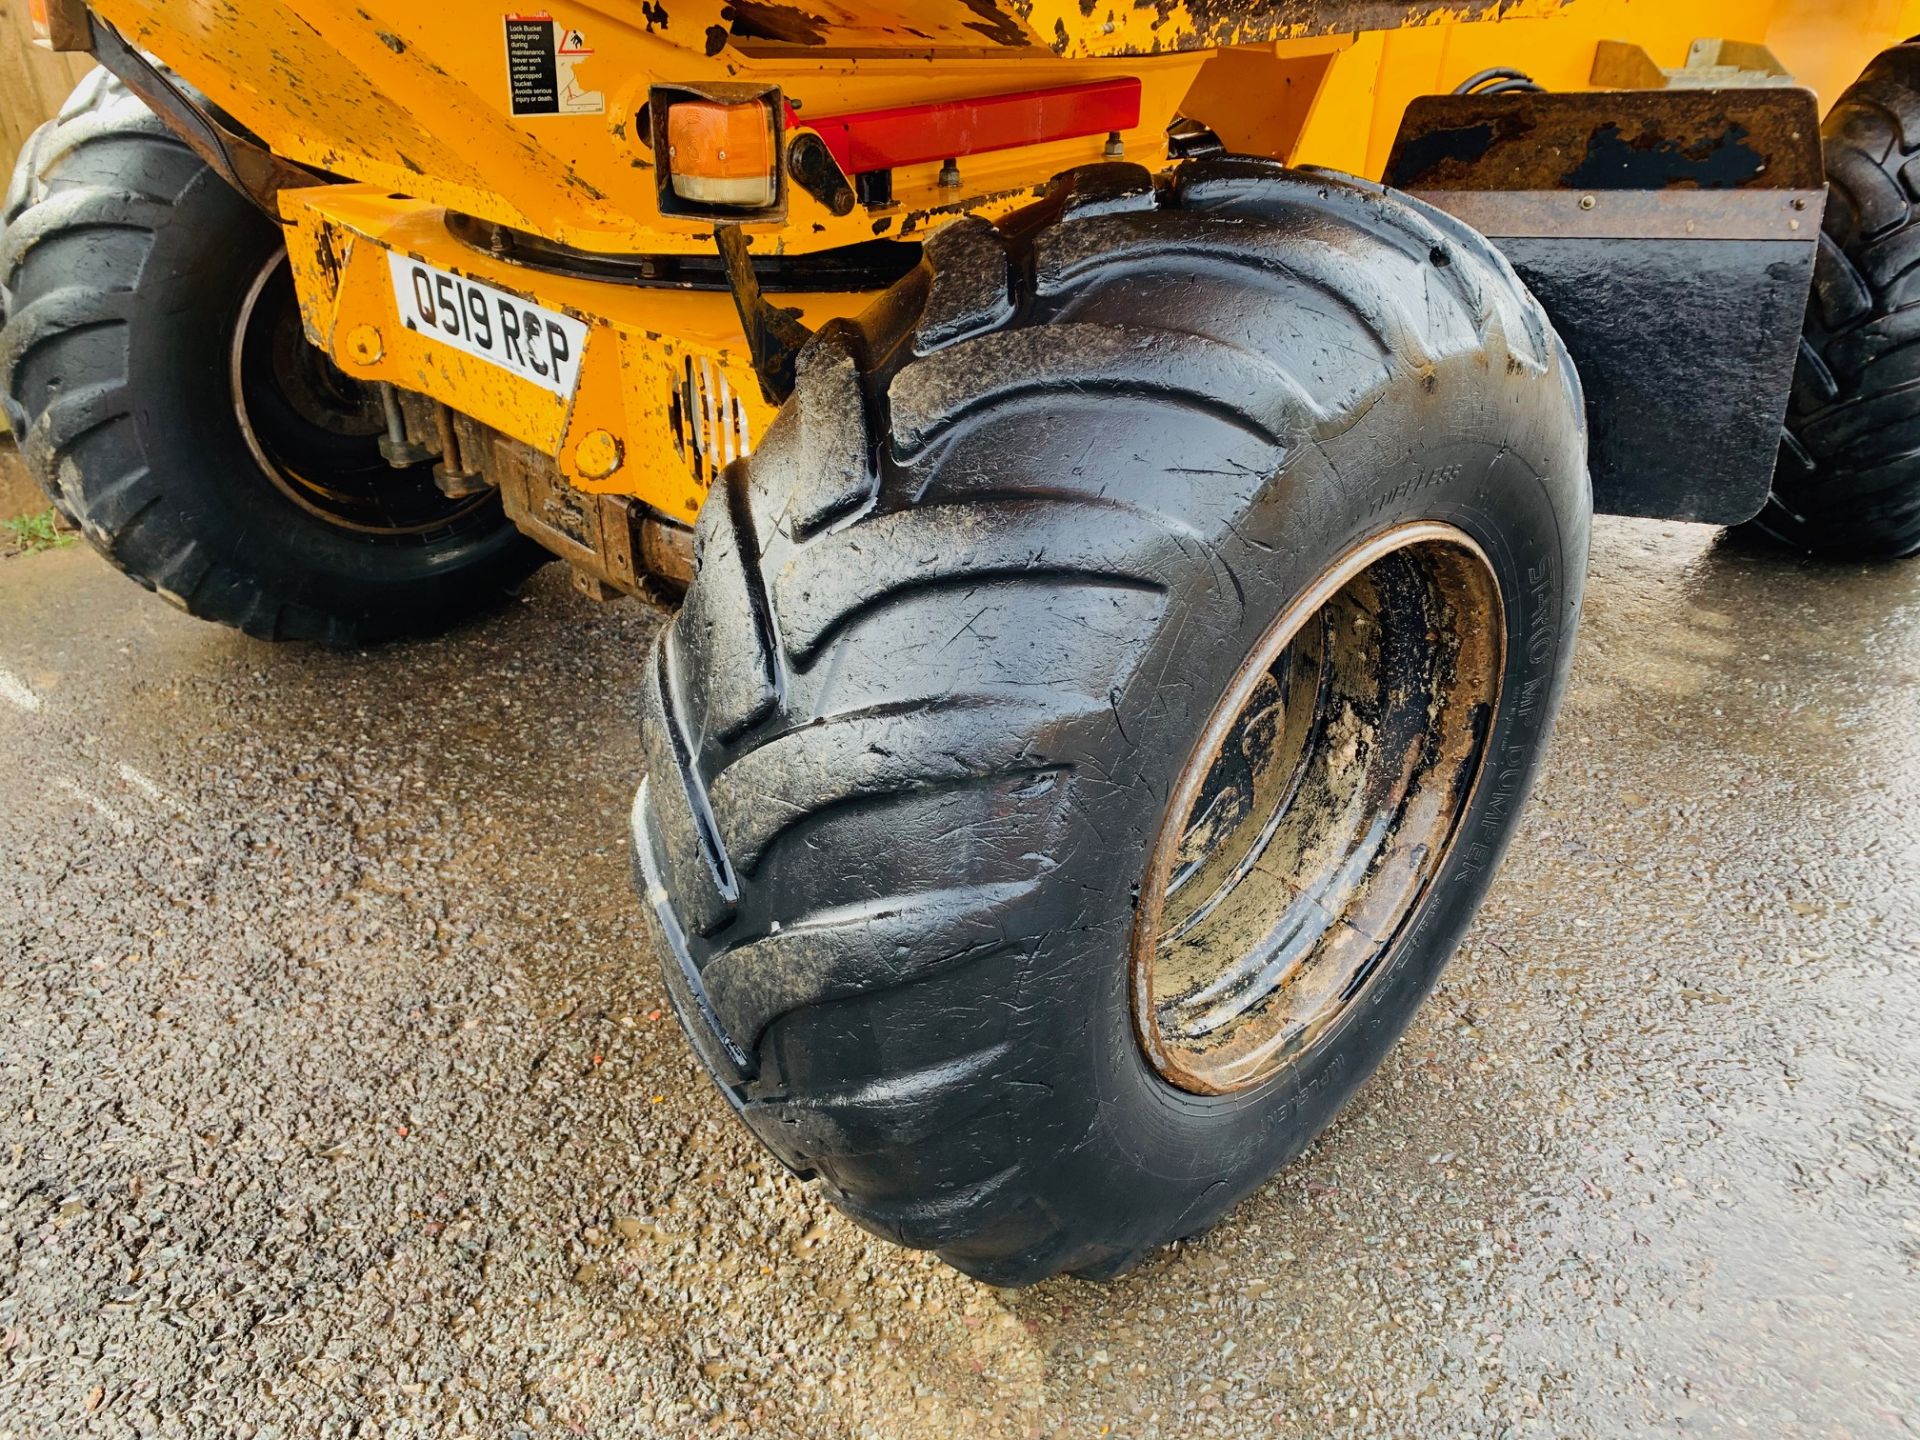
[279,185,868,520]
[85,0,1920,527]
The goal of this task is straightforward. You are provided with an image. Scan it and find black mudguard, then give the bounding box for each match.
[1387,88,1825,526]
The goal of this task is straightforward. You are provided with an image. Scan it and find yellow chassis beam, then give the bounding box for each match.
[281,185,851,521]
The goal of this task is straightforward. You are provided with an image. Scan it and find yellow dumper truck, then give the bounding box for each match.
[4,0,1915,1282]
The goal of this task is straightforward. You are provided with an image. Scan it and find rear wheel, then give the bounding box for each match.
[0,70,544,644]
[1755,40,1920,559]
[632,160,1591,1284]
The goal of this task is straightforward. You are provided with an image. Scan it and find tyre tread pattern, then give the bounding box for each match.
[1763,43,1920,557]
[0,68,541,643]
[637,158,1569,1284]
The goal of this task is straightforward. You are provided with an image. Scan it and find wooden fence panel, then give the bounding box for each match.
[1,0,93,182]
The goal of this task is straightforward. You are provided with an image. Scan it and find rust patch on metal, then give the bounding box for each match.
[720,0,829,46]
[311,222,345,298]
[954,0,1035,47]
[897,182,1051,235]
[1386,90,1825,193]
[639,513,696,592]
[1130,524,1505,1095]
[1023,0,1565,56]
[487,428,684,596]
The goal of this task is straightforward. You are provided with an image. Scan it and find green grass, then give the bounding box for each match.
[1,507,75,554]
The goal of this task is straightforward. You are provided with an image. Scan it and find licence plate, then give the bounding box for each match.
[386,252,589,399]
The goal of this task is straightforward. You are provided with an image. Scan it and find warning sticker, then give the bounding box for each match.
[504,13,604,117]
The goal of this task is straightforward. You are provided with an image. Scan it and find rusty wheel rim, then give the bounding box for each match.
[229,250,488,538]
[1131,523,1506,1096]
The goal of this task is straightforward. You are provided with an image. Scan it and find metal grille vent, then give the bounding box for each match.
[669,355,753,484]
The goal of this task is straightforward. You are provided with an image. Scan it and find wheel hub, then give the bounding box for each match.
[229,251,486,537]
[1131,523,1506,1095]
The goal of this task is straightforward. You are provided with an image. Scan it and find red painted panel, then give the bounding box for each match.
[796,78,1142,175]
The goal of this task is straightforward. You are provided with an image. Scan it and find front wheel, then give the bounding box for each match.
[634,161,1591,1284]
[0,71,544,644]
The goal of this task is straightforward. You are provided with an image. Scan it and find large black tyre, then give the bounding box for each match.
[0,70,545,644]
[634,161,1590,1285]
[1757,41,1920,559]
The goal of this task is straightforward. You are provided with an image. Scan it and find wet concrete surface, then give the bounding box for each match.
[0,517,1915,1438]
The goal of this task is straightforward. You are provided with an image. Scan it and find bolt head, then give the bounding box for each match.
[575,429,623,480]
[344,324,384,364]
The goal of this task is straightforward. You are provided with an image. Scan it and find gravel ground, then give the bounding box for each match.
[0,517,1916,1439]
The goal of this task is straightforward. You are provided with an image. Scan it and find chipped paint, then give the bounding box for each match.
[720,0,830,45]
[1017,0,1571,58]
